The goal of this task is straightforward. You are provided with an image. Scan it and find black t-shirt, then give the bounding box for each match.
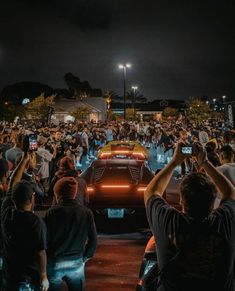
[146,195,235,291]
[45,199,97,262]
[1,197,47,286]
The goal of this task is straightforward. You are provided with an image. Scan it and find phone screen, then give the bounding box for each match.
[29,134,38,151]
[181,146,193,155]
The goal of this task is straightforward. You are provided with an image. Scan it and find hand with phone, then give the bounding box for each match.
[28,134,38,151]
[171,142,187,165]
[180,144,194,156]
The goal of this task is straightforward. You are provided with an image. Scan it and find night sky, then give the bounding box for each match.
[0,0,234,100]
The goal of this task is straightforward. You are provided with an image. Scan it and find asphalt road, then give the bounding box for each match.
[85,232,151,291]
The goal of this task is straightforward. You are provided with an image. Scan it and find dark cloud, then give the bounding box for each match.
[0,0,235,100]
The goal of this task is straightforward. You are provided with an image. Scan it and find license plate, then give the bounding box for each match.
[108,208,124,218]
[115,154,127,158]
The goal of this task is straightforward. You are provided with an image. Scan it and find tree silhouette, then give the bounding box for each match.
[126,90,147,109]
[26,93,55,121]
[186,99,211,125]
[70,106,92,121]
[64,73,102,99]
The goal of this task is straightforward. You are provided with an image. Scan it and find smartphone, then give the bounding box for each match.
[181,145,193,155]
[29,134,38,151]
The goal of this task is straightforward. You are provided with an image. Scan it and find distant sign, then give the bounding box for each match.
[227,104,234,127]
[22,98,30,105]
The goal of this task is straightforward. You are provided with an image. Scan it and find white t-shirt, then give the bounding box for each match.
[217,163,235,187]
[36,148,53,179]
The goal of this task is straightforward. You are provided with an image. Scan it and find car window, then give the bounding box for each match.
[95,166,134,183]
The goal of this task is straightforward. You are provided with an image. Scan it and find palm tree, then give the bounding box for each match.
[126,90,147,109]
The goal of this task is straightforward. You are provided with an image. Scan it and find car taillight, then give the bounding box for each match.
[101,185,130,189]
[137,187,147,192]
[87,186,95,192]
[133,152,145,158]
[100,152,111,158]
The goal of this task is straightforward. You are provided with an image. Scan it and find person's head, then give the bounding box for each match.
[219,145,234,164]
[180,173,217,219]
[15,133,24,148]
[12,180,35,211]
[53,176,78,203]
[223,131,233,145]
[37,136,48,147]
[207,152,220,167]
[205,141,217,154]
[64,147,72,157]
[54,131,62,141]
[179,129,188,141]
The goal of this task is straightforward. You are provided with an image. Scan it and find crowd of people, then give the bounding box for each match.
[0,118,234,290]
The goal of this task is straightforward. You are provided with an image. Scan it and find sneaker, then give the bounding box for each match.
[85,161,90,164]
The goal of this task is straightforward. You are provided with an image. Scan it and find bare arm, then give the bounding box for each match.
[196,143,235,200]
[144,142,186,205]
[37,250,49,291]
[8,152,29,189]
[144,160,177,204]
[203,161,235,200]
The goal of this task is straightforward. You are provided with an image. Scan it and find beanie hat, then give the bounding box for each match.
[53,176,78,200]
[58,156,75,172]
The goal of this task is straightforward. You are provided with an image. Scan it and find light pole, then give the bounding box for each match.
[119,63,131,120]
[131,86,138,120]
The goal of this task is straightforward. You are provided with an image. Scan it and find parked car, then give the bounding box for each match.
[97,140,148,160]
[80,159,153,224]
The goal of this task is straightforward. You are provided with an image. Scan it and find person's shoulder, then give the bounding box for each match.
[76,204,94,217]
[214,199,235,218]
[146,194,167,208]
[46,205,62,215]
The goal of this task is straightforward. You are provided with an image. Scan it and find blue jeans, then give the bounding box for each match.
[2,282,39,291]
[47,258,85,291]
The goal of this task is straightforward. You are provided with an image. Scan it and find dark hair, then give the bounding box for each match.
[205,141,216,154]
[223,131,233,144]
[220,145,234,161]
[180,173,217,219]
[207,152,220,167]
[12,180,35,208]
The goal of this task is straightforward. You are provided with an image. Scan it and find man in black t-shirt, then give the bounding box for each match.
[1,180,48,291]
[45,176,97,291]
[144,142,235,291]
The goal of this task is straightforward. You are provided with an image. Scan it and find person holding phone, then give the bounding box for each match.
[144,142,235,291]
[1,139,49,291]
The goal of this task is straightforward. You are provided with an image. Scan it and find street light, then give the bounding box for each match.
[131,86,138,120]
[119,63,131,120]
[222,95,226,100]
[213,98,216,103]
[131,86,138,93]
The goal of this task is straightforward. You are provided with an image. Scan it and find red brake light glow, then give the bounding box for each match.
[101,185,130,189]
[87,187,95,192]
[137,187,147,192]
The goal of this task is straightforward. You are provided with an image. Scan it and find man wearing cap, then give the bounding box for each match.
[1,153,49,290]
[45,176,97,291]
